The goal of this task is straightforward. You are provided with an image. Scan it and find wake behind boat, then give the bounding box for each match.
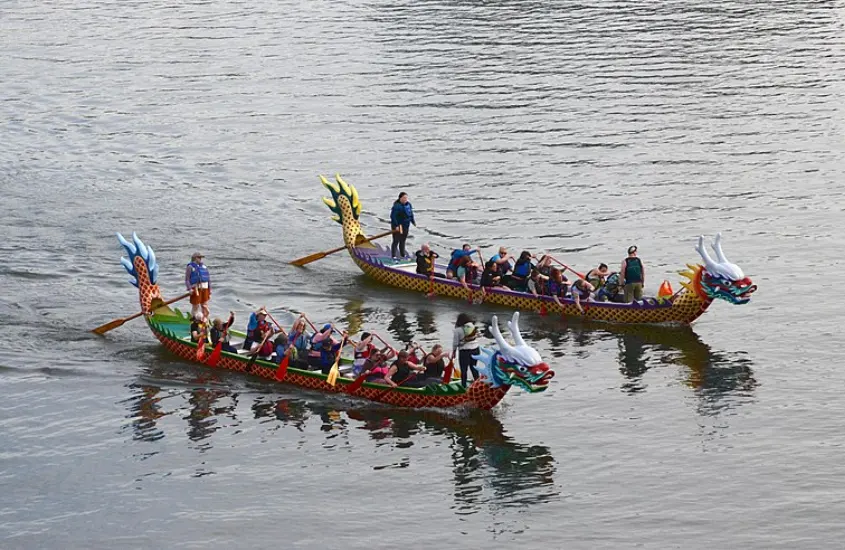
[318,175,757,325]
[105,233,553,410]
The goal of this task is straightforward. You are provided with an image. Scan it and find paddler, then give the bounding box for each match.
[185,252,211,320]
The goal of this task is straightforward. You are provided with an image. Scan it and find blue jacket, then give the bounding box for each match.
[390,201,415,229]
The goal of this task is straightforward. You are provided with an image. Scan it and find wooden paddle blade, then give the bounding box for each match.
[206,341,223,367]
[91,317,125,335]
[442,359,454,384]
[327,363,340,386]
[347,373,368,393]
[274,354,290,381]
[290,251,328,267]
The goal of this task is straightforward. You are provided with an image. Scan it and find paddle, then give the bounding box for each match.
[441,358,454,384]
[274,349,291,381]
[246,331,272,372]
[266,312,287,336]
[290,229,396,267]
[206,312,234,368]
[548,255,586,280]
[91,292,192,335]
[326,333,347,387]
[206,339,223,367]
[196,333,207,362]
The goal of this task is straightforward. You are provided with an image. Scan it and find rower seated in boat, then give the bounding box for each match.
[415,244,443,278]
[527,268,549,297]
[308,323,341,373]
[243,307,270,350]
[596,272,624,303]
[422,344,447,381]
[545,268,570,308]
[272,333,290,364]
[480,260,503,288]
[585,263,609,290]
[570,279,595,314]
[385,350,427,388]
[210,312,237,353]
[446,244,477,279]
[286,316,311,366]
[504,250,534,291]
[190,314,207,343]
[361,350,392,382]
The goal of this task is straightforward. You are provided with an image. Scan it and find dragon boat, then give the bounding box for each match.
[110,233,553,410]
[319,175,757,325]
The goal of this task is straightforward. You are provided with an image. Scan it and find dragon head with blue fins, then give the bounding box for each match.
[474,312,554,393]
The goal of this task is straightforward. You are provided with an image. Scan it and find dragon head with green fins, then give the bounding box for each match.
[679,233,757,305]
[320,174,372,248]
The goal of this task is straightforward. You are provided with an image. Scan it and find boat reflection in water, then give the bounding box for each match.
[124,356,557,516]
[525,316,757,412]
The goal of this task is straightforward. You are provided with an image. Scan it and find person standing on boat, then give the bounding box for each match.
[451,313,480,388]
[390,192,416,259]
[621,245,645,302]
[185,252,211,320]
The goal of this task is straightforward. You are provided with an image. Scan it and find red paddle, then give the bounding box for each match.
[441,358,454,384]
[196,335,206,361]
[274,351,290,381]
[206,340,222,367]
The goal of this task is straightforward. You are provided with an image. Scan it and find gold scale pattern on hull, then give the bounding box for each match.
[321,175,714,325]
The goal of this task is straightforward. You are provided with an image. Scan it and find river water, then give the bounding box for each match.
[2,1,844,548]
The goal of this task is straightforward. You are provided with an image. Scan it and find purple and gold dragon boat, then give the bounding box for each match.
[109,233,553,410]
[319,174,757,325]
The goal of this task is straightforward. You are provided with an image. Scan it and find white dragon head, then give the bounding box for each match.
[694,233,757,305]
[473,312,554,392]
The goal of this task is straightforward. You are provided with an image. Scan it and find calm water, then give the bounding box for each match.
[2,1,844,548]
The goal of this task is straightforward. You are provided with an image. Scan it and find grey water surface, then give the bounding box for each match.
[1,1,844,548]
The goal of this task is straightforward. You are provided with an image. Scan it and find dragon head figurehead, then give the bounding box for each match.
[680,233,757,305]
[320,174,373,249]
[474,312,554,393]
[117,232,162,313]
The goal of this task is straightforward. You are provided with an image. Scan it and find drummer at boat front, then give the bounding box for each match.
[185,252,211,320]
[390,192,416,259]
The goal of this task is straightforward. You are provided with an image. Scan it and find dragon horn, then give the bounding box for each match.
[695,235,719,274]
[711,232,729,264]
[490,315,516,356]
[507,312,527,348]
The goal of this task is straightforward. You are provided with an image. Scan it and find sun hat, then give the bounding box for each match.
[628,245,637,254]
[322,323,332,332]
[257,308,268,316]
